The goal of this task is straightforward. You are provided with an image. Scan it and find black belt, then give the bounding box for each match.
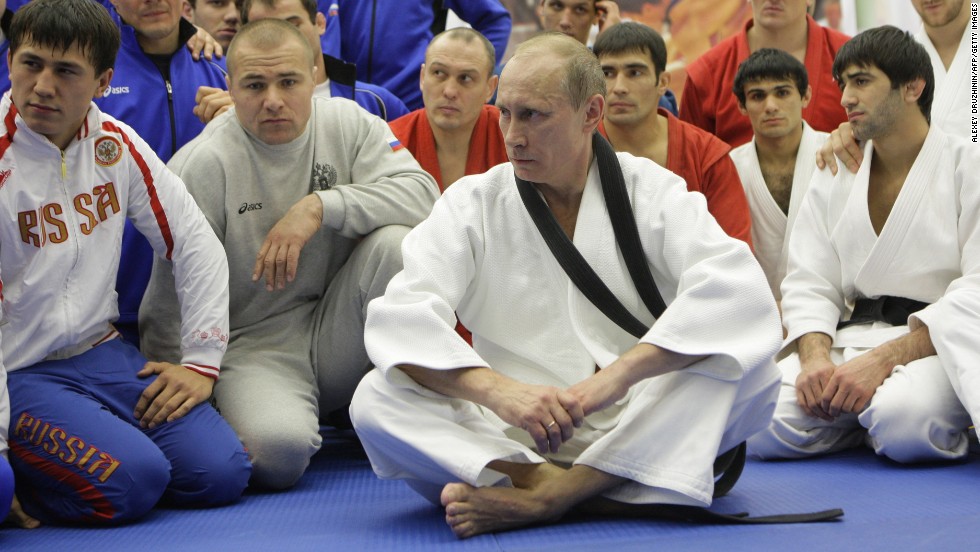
[837,296,929,330]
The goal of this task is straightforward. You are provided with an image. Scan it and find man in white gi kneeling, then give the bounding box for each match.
[350,32,783,539]
[748,26,980,462]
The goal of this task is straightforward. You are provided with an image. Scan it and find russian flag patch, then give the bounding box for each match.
[389,139,404,152]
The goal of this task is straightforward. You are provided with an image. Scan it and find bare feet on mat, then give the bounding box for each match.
[440,482,562,539]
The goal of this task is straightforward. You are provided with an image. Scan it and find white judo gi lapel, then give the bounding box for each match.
[851,128,946,294]
[514,133,665,367]
[917,25,973,140]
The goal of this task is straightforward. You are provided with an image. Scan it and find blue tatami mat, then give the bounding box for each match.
[1,429,978,551]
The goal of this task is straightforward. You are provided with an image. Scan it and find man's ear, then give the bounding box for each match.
[181,0,194,20]
[657,71,670,94]
[315,11,326,37]
[94,68,114,99]
[419,63,426,92]
[584,93,604,131]
[486,74,499,102]
[801,84,813,109]
[903,77,925,104]
[225,74,233,101]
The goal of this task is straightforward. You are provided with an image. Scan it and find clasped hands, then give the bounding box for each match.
[796,351,893,421]
[493,368,627,454]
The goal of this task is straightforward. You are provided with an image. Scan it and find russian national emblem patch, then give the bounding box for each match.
[94,136,123,167]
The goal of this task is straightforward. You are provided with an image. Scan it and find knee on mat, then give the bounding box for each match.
[244,429,318,490]
[163,445,251,507]
[92,446,172,524]
[864,393,963,463]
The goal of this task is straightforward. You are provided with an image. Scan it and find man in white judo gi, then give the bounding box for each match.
[729,48,828,303]
[350,32,783,538]
[748,25,980,462]
[818,0,975,174]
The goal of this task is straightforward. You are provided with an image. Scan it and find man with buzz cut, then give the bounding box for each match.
[192,0,408,124]
[351,32,781,539]
[730,48,827,303]
[1,0,250,527]
[388,27,508,344]
[389,27,506,193]
[594,22,752,246]
[140,18,438,490]
[748,26,980,463]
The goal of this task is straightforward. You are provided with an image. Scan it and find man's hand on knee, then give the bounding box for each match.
[490,380,583,454]
[820,350,894,417]
[252,194,324,291]
[796,358,836,420]
[815,122,862,175]
[135,362,215,429]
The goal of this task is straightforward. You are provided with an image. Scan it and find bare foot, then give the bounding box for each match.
[439,482,562,539]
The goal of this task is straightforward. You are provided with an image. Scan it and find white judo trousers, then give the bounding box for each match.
[352,154,782,507]
[749,127,980,462]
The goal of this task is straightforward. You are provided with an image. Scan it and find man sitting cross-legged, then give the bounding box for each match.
[351,32,782,539]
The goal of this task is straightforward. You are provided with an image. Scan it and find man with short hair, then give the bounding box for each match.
[193,0,408,123]
[183,0,240,50]
[1,0,249,526]
[748,26,980,462]
[389,27,508,344]
[730,48,827,301]
[818,0,975,174]
[537,1,679,114]
[389,28,506,193]
[351,33,781,539]
[681,0,849,147]
[140,18,438,490]
[325,0,511,110]
[594,22,752,246]
[537,0,621,45]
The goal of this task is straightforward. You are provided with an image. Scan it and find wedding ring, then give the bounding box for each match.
[546,420,557,429]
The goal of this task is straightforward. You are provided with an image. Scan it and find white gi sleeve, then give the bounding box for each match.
[780,168,848,346]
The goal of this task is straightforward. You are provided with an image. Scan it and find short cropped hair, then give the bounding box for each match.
[240,0,317,23]
[9,0,120,75]
[227,18,314,77]
[427,28,497,77]
[732,48,809,107]
[592,22,668,77]
[832,25,934,122]
[512,32,605,111]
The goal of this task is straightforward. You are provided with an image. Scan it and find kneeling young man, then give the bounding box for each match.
[748,26,980,462]
[351,33,782,539]
[2,0,249,526]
